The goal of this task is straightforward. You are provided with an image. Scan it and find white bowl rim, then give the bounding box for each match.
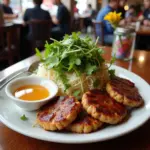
[5,76,58,103]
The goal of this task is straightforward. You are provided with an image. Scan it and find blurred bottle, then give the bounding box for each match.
[136,21,141,31]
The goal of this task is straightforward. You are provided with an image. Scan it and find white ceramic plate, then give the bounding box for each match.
[0,65,150,144]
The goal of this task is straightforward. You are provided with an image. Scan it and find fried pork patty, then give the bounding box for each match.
[67,109,103,133]
[106,76,143,107]
[37,96,81,131]
[82,90,127,124]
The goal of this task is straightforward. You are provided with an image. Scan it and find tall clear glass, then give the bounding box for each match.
[112,27,136,61]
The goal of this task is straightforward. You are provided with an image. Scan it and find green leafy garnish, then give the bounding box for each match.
[109,69,115,79]
[110,56,116,64]
[73,90,81,97]
[35,48,43,60]
[108,54,116,79]
[108,55,116,69]
[55,69,71,91]
[36,32,105,93]
[85,63,97,75]
[20,114,28,121]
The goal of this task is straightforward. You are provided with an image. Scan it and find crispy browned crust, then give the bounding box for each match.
[106,76,144,107]
[67,109,103,133]
[82,90,127,124]
[36,96,81,131]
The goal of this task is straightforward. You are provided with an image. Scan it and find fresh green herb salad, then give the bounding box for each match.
[36,32,115,98]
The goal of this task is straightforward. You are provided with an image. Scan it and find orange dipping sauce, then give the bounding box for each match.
[14,85,49,101]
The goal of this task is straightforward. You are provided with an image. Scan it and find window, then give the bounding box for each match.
[10,0,21,13]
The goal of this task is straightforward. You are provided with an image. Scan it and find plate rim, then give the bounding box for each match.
[0,65,150,144]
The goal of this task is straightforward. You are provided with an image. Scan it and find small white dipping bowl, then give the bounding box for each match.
[5,76,58,111]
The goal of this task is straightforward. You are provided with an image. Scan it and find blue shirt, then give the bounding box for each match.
[96,5,114,36]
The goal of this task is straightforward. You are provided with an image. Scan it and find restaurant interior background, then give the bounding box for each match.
[1,1,150,149]
[0,0,149,71]
[0,0,143,14]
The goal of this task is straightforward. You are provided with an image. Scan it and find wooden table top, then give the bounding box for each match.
[137,25,150,36]
[0,47,150,150]
[120,23,150,36]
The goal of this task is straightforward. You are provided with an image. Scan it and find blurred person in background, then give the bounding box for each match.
[23,0,51,40]
[125,5,136,18]
[120,5,137,25]
[0,0,18,19]
[125,5,137,22]
[136,4,144,18]
[73,1,79,20]
[1,0,13,14]
[73,1,80,31]
[23,0,51,24]
[86,4,93,16]
[51,0,70,40]
[73,1,78,14]
[117,0,127,19]
[22,0,51,59]
[143,0,150,26]
[136,0,150,50]
[83,4,93,33]
[96,0,119,45]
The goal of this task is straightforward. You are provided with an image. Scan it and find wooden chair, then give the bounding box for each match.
[27,19,51,54]
[0,24,20,66]
[92,20,104,46]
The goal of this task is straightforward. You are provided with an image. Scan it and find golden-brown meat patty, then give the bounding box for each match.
[106,76,143,107]
[37,96,81,131]
[67,109,103,133]
[82,90,127,124]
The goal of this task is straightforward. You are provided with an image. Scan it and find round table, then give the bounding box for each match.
[0,47,150,150]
